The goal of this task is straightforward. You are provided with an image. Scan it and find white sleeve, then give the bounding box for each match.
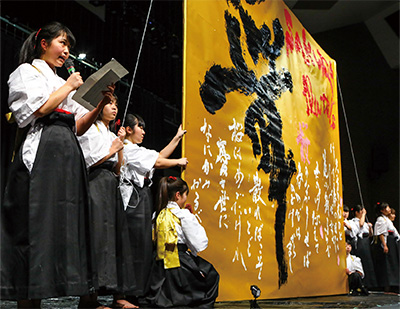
[78,125,112,168]
[8,64,49,128]
[124,145,159,175]
[174,208,208,255]
[388,221,400,240]
[353,256,364,278]
[67,92,89,120]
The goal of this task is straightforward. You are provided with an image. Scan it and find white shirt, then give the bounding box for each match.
[119,140,159,210]
[346,254,364,278]
[350,217,370,239]
[8,59,88,172]
[121,140,158,188]
[166,201,208,255]
[78,120,118,169]
[374,215,394,245]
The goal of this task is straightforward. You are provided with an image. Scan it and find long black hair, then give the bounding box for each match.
[19,21,76,64]
[156,176,189,217]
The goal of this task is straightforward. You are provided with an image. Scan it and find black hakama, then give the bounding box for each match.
[87,163,136,294]
[353,236,377,289]
[373,235,399,288]
[1,112,96,300]
[125,183,154,296]
[146,245,220,308]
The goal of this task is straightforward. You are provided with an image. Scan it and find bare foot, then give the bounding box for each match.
[112,299,139,308]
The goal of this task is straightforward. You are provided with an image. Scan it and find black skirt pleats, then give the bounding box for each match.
[88,167,136,294]
[352,237,377,288]
[1,113,96,300]
[372,235,399,288]
[146,247,220,308]
[125,185,154,296]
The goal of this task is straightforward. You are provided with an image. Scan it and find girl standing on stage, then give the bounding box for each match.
[77,95,137,308]
[146,176,219,308]
[349,205,377,289]
[373,202,399,292]
[119,114,188,301]
[1,22,113,308]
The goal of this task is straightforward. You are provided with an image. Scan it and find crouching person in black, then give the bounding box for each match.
[346,241,369,296]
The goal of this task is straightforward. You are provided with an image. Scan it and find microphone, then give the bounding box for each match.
[64,58,76,75]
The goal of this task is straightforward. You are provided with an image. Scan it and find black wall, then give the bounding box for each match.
[314,23,399,227]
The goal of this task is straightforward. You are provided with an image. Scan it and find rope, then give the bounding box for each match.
[337,76,365,207]
[121,0,154,127]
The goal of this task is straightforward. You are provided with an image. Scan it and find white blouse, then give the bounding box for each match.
[77,120,118,169]
[346,254,364,278]
[350,217,370,239]
[8,59,88,172]
[166,201,208,255]
[374,215,397,245]
[121,140,158,188]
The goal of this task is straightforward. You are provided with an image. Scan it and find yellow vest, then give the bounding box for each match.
[156,208,181,269]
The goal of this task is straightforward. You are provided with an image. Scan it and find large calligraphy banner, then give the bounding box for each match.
[182,0,346,300]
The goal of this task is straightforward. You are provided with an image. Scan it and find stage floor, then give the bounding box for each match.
[0,292,399,308]
[215,292,399,308]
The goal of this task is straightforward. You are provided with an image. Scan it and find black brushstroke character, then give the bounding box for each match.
[199,0,297,287]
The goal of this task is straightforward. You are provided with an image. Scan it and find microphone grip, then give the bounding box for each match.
[64,59,76,75]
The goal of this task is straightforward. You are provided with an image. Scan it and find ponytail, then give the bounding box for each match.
[156,176,189,217]
[19,21,75,64]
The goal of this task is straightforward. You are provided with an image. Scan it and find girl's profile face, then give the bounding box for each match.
[176,190,188,208]
[381,205,391,216]
[102,99,118,123]
[131,123,145,144]
[343,211,349,220]
[41,33,71,69]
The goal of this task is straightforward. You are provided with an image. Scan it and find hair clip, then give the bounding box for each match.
[33,28,42,49]
[168,176,177,181]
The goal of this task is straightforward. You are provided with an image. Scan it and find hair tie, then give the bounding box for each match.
[114,119,121,131]
[33,28,42,49]
[168,176,177,181]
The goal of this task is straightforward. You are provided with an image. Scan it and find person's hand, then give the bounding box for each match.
[345,268,351,275]
[177,157,188,168]
[110,137,124,154]
[184,204,193,213]
[66,72,83,90]
[383,245,389,254]
[176,124,187,139]
[118,126,126,141]
[97,83,116,108]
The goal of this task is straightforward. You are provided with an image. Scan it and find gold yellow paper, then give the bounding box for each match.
[183,0,346,300]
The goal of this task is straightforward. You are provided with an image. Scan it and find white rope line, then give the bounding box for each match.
[337,76,365,207]
[121,0,154,127]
